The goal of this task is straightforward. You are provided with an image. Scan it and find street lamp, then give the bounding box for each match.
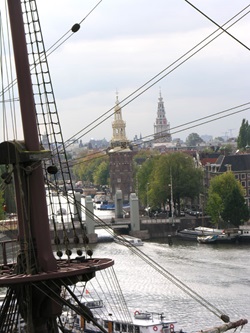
[146,182,150,216]
[168,172,174,226]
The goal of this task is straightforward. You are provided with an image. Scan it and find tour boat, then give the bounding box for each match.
[60,297,176,333]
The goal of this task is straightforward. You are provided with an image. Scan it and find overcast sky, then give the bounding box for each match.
[2,0,250,144]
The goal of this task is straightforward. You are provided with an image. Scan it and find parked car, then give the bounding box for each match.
[179,211,185,217]
[154,211,169,218]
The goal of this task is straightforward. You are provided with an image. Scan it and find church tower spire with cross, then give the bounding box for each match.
[154,91,171,143]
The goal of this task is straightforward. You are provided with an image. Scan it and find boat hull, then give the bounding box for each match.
[177,226,223,240]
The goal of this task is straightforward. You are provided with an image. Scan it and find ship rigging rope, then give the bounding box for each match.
[0,4,18,142]
[16,0,89,256]
[1,3,249,155]
[66,267,132,324]
[184,0,250,52]
[0,0,103,99]
[114,235,227,322]
[98,267,132,323]
[61,199,229,322]
[32,280,110,333]
[39,0,103,60]
[52,103,249,170]
[37,192,228,322]
[0,288,17,331]
[62,4,250,151]
[34,266,133,327]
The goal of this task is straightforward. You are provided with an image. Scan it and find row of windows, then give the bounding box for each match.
[240,180,250,188]
[104,321,140,333]
[235,173,250,180]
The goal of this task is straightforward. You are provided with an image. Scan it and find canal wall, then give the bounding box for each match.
[0,216,212,244]
[139,216,211,239]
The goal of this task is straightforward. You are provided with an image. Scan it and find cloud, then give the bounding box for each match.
[1,0,249,143]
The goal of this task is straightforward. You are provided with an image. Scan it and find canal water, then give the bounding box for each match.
[0,234,249,332]
[89,238,250,332]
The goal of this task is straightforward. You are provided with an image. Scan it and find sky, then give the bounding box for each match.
[1,0,250,144]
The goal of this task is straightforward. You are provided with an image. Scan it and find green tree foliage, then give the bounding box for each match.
[133,149,159,164]
[93,160,109,185]
[237,118,250,150]
[73,152,109,185]
[135,152,203,213]
[205,192,223,226]
[219,144,234,155]
[222,186,249,226]
[186,133,204,147]
[206,172,249,227]
[136,155,158,207]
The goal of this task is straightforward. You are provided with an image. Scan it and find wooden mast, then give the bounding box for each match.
[7,0,57,273]
[0,2,114,332]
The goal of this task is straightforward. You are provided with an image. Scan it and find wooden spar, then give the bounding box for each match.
[197,318,248,333]
[0,1,115,331]
[7,0,57,272]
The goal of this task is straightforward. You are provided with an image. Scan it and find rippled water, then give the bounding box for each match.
[90,239,250,332]
[1,234,249,332]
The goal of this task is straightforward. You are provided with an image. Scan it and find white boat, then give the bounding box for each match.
[60,297,177,333]
[238,225,250,243]
[197,234,219,244]
[114,235,144,246]
[177,226,223,240]
[197,229,239,244]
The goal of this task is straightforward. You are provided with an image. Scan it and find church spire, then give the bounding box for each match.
[154,92,171,143]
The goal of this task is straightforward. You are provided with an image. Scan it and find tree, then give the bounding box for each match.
[222,186,249,226]
[135,155,159,208]
[93,160,109,185]
[72,152,109,185]
[219,144,234,155]
[186,133,204,147]
[205,192,223,227]
[237,118,250,150]
[135,152,203,214]
[206,172,249,227]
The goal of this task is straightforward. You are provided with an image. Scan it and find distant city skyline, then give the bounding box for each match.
[0,1,249,144]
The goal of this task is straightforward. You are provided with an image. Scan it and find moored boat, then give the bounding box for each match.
[197,234,219,244]
[238,225,250,243]
[177,226,223,240]
[114,235,144,246]
[60,296,177,333]
[197,229,239,244]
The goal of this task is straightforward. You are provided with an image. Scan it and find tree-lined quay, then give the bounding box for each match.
[1,119,250,227]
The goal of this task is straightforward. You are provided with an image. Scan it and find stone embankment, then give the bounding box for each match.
[0,215,211,244]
